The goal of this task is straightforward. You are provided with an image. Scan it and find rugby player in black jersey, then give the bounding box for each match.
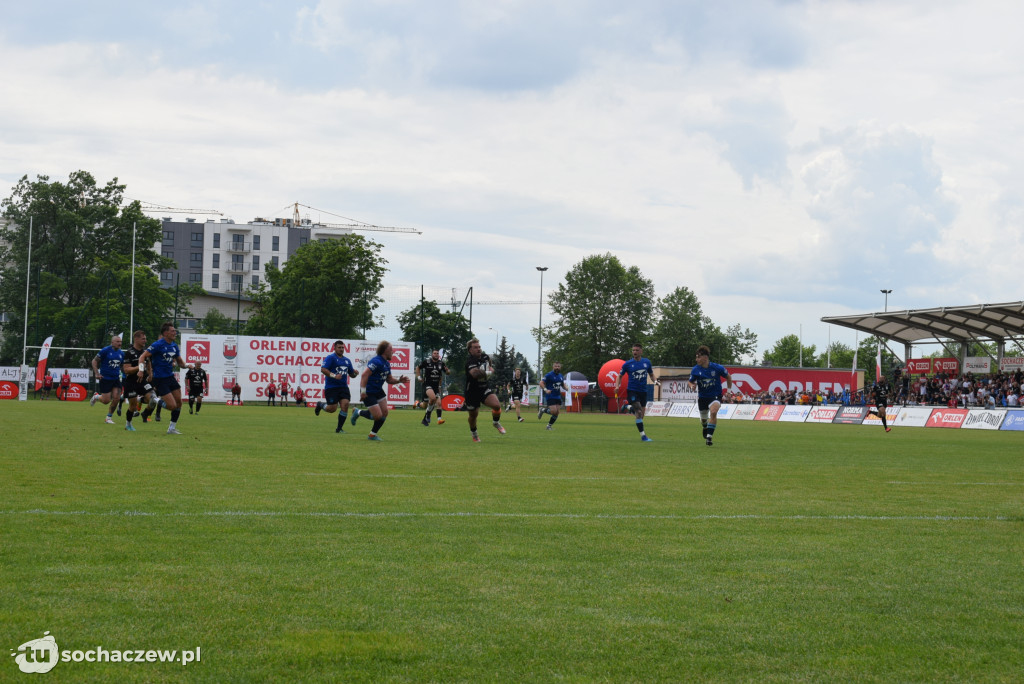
[506,367,528,422]
[867,375,893,432]
[121,331,155,431]
[464,338,506,442]
[185,362,209,414]
[416,349,450,426]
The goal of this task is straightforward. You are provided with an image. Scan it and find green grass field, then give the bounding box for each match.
[2,400,1022,682]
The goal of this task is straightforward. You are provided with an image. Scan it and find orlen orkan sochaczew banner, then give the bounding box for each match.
[178,334,415,405]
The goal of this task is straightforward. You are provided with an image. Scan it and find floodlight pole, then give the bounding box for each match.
[880,289,892,312]
[19,217,33,401]
[536,266,547,381]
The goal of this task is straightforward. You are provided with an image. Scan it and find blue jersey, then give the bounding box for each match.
[364,355,391,394]
[689,362,728,399]
[621,358,654,392]
[321,353,355,389]
[146,338,181,379]
[542,371,565,398]
[96,345,125,380]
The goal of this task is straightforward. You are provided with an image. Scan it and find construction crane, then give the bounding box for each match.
[126,199,224,216]
[290,202,422,235]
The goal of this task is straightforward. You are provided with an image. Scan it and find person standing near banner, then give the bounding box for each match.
[137,322,192,435]
[42,373,53,400]
[90,335,125,424]
[278,378,290,407]
[58,369,71,400]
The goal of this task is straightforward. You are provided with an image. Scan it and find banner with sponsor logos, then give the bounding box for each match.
[178,334,416,405]
[832,406,869,424]
[754,405,785,422]
[863,407,900,426]
[731,404,759,420]
[931,358,960,375]
[905,358,933,375]
[805,406,839,423]
[926,408,968,429]
[961,410,1005,430]
[645,401,671,417]
[999,357,1024,373]
[667,402,694,417]
[0,367,89,384]
[725,367,862,396]
[964,357,992,374]
[779,405,812,422]
[893,407,933,427]
[660,378,698,402]
[714,404,735,420]
[0,380,19,400]
[1000,409,1024,431]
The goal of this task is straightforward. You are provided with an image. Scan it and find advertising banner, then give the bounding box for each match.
[863,407,900,426]
[832,406,869,424]
[894,407,933,427]
[726,367,861,397]
[58,383,88,401]
[754,405,785,421]
[1000,409,1024,431]
[714,403,735,420]
[926,408,968,429]
[179,334,416,405]
[731,404,759,420]
[645,401,671,417]
[932,357,960,375]
[905,358,933,375]
[0,367,89,384]
[805,406,839,423]
[961,410,1005,430]
[964,357,991,374]
[0,380,19,400]
[779,405,812,422]
[441,394,464,411]
[667,402,694,418]
[660,378,697,402]
[999,357,1024,373]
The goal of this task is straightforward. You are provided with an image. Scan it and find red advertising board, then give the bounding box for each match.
[185,339,212,364]
[442,394,465,411]
[725,367,862,396]
[0,380,18,399]
[906,358,932,375]
[754,405,785,421]
[57,383,88,401]
[926,408,968,429]
[388,379,411,403]
[932,357,960,375]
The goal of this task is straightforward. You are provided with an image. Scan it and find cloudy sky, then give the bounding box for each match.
[3,0,1022,367]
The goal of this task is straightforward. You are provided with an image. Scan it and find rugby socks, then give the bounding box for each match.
[423,407,432,422]
[635,418,645,434]
[358,409,372,420]
[548,414,558,426]
[189,397,195,412]
[125,408,134,425]
[171,409,181,424]
[707,423,717,437]
[371,418,386,434]
[195,400,202,414]
[436,408,442,418]
[701,419,709,438]
[337,412,346,430]
[491,409,501,424]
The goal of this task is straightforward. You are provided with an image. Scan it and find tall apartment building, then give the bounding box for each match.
[157,216,354,329]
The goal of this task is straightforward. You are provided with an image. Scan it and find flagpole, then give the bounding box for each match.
[19,217,33,401]
[129,222,136,335]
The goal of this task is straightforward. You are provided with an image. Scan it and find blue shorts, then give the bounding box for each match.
[98,377,122,394]
[545,396,563,406]
[153,376,181,397]
[324,386,351,405]
[627,390,647,406]
[364,390,387,406]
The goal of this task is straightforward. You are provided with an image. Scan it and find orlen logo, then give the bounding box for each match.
[729,373,762,393]
[186,340,210,364]
[388,381,411,402]
[442,394,464,411]
[389,347,411,371]
[0,380,18,399]
[61,384,88,402]
[928,409,967,428]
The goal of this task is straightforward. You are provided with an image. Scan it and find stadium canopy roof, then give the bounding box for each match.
[821,301,1024,346]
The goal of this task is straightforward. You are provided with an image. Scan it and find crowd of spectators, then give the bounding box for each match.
[720,369,1023,408]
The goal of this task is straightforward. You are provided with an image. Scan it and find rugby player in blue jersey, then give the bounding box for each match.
[314,340,360,433]
[350,341,409,441]
[687,345,733,446]
[89,334,125,424]
[618,343,659,442]
[137,322,193,435]
[539,361,566,430]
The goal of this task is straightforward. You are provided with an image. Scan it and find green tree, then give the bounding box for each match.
[544,254,655,379]
[396,299,474,393]
[245,235,387,338]
[648,286,759,366]
[0,171,182,367]
[859,337,902,385]
[196,308,237,335]
[818,341,856,370]
[761,334,818,367]
[490,336,517,398]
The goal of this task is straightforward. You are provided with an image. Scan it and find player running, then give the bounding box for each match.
[350,341,409,441]
[687,345,733,446]
[185,362,209,415]
[464,338,506,442]
[618,343,659,442]
[417,349,450,426]
[507,368,528,422]
[314,340,360,433]
[137,322,192,435]
[90,335,125,424]
[121,331,155,431]
[867,374,893,433]
[539,362,566,430]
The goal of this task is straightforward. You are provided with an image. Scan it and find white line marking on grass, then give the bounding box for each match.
[887,482,1024,486]
[1,510,1016,522]
[304,473,662,481]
